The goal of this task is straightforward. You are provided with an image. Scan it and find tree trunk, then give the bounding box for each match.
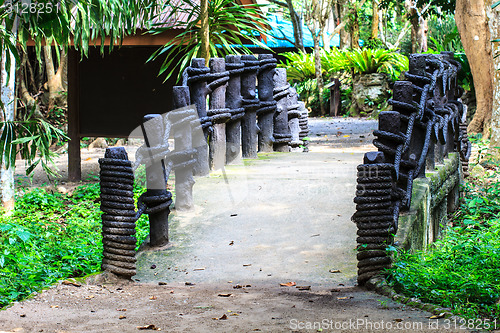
[371,0,379,39]
[455,0,493,135]
[339,1,351,49]
[286,0,305,52]
[486,0,500,151]
[199,0,210,63]
[43,46,67,111]
[313,34,325,115]
[1,43,16,212]
[351,3,360,48]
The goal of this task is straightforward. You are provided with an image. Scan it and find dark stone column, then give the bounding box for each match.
[171,86,196,211]
[225,55,244,164]
[186,58,210,176]
[287,87,301,151]
[257,54,277,152]
[298,101,309,152]
[208,58,230,170]
[141,114,170,247]
[273,68,291,152]
[99,147,137,278]
[240,55,260,158]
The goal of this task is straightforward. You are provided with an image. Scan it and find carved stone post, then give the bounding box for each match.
[99,147,137,278]
[273,68,291,152]
[240,55,260,158]
[287,87,301,152]
[171,86,196,211]
[186,58,210,176]
[225,55,244,164]
[298,101,309,152]
[257,54,277,152]
[141,114,170,247]
[208,58,230,169]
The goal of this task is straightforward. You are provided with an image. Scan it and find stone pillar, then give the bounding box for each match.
[225,55,244,164]
[171,86,196,211]
[240,55,260,158]
[298,102,310,152]
[187,58,210,176]
[208,58,230,169]
[141,114,170,247]
[257,54,277,152]
[287,87,301,152]
[273,68,291,152]
[99,147,137,278]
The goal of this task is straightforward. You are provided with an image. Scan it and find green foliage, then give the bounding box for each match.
[279,52,316,82]
[0,107,69,179]
[149,0,270,82]
[388,142,500,321]
[342,48,408,81]
[0,181,150,309]
[428,15,464,54]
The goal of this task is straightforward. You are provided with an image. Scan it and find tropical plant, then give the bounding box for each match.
[149,0,270,82]
[0,107,68,179]
[279,52,316,82]
[343,48,408,81]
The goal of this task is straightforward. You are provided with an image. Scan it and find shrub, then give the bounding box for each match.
[0,182,150,309]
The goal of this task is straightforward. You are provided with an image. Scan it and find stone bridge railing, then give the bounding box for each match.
[97,54,310,278]
[353,51,471,285]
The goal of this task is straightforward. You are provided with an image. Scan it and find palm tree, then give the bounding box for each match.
[149,0,270,82]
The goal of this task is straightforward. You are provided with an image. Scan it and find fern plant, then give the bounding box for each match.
[343,48,408,81]
[278,52,316,82]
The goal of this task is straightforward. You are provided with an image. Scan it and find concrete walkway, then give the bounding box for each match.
[136,118,378,287]
[1,118,456,333]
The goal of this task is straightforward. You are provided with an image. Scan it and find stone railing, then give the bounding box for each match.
[97,54,310,278]
[352,52,471,285]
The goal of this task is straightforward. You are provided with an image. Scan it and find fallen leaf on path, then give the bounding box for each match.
[85,295,94,300]
[20,314,26,317]
[150,264,156,269]
[337,296,354,300]
[137,324,161,330]
[193,267,205,271]
[158,282,167,286]
[185,282,195,286]
[119,315,126,319]
[170,290,174,294]
[330,289,340,293]
[84,157,92,161]
[393,319,403,322]
[230,313,239,316]
[218,293,232,297]
[343,135,350,138]
[62,280,81,287]
[280,282,296,287]
[213,314,228,320]
[149,296,157,300]
[229,241,234,246]
[429,313,446,319]
[329,269,341,273]
[50,305,59,308]
[297,286,311,291]
[310,234,320,237]
[230,213,237,217]
[117,309,127,311]
[243,264,252,267]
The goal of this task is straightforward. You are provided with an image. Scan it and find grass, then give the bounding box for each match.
[387,141,500,322]
[0,181,149,309]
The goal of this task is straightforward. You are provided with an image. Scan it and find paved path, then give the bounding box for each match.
[136,118,378,287]
[1,118,458,333]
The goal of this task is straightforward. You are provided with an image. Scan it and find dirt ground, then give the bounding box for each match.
[0,118,470,332]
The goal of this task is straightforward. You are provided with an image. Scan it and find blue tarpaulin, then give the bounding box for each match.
[265,14,340,48]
